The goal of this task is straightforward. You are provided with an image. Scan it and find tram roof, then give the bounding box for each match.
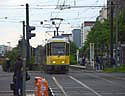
[47,36,69,43]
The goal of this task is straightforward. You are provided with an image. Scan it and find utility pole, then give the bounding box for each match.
[110,1,114,67]
[26,3,30,68]
[26,3,36,69]
[22,21,26,96]
[115,0,119,66]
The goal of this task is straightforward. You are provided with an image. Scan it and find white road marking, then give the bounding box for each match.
[86,73,125,89]
[86,73,114,84]
[101,73,125,80]
[52,76,68,96]
[69,76,102,96]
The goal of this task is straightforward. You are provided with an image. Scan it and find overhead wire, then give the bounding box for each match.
[0,0,106,25]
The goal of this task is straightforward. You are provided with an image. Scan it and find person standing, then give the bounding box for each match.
[96,56,100,71]
[82,56,85,66]
[6,58,10,72]
[13,55,23,96]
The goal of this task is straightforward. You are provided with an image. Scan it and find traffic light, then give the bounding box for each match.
[27,25,36,39]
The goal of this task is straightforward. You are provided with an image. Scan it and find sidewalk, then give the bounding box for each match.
[0,65,36,96]
[0,90,35,96]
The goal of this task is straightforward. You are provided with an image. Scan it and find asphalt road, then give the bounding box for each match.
[44,69,125,96]
[0,65,125,96]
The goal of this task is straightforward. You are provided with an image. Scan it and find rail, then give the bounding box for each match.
[48,88,55,96]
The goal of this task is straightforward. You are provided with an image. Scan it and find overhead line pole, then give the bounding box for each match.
[110,1,114,67]
[22,21,26,96]
[115,0,119,66]
[26,3,30,69]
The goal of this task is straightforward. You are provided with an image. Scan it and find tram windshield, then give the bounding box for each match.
[51,42,65,55]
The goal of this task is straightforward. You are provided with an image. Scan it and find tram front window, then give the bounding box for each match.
[51,43,65,55]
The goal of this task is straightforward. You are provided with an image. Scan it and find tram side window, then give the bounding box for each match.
[47,43,51,56]
[66,43,69,56]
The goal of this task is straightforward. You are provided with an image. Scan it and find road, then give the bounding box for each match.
[44,69,125,96]
[0,65,125,96]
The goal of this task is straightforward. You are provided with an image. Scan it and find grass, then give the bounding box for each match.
[103,66,125,73]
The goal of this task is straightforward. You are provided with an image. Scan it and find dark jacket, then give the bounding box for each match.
[14,58,23,79]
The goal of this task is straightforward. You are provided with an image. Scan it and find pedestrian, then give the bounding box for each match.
[79,58,82,65]
[82,56,85,66]
[100,57,104,70]
[13,55,23,96]
[96,56,101,71]
[6,58,10,72]
[112,58,116,68]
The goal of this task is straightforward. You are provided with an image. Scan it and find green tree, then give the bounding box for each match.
[2,47,20,71]
[83,20,110,58]
[70,42,78,64]
[118,10,125,43]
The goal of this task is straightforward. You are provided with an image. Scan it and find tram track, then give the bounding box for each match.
[46,67,125,96]
[48,74,103,96]
[52,76,68,96]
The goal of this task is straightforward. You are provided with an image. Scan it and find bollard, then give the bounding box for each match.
[35,77,48,96]
[35,77,41,96]
[41,78,48,96]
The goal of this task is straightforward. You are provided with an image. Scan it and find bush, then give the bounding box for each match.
[2,59,7,72]
[70,55,77,65]
[103,66,125,72]
[2,59,14,72]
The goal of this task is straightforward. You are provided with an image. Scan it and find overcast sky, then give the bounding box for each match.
[0,0,107,47]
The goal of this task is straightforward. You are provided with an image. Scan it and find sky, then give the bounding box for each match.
[0,0,107,48]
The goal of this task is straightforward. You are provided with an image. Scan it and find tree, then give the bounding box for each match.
[83,20,110,58]
[70,42,78,64]
[118,10,125,44]
[2,47,20,71]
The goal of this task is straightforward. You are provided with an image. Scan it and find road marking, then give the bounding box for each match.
[101,73,125,80]
[86,73,114,84]
[86,73,125,89]
[52,76,68,96]
[69,76,102,96]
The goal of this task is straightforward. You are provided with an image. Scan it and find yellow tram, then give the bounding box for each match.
[44,36,70,73]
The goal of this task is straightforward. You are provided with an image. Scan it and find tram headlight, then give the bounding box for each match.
[52,61,56,64]
[62,61,65,64]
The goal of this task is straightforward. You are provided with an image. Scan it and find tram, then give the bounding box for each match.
[44,36,70,73]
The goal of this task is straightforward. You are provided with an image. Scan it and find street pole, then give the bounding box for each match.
[26,3,30,68]
[115,0,119,66]
[90,43,94,69]
[110,1,114,67]
[22,21,26,96]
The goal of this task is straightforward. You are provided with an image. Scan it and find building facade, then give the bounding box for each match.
[81,21,95,46]
[72,29,81,48]
[0,45,12,57]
